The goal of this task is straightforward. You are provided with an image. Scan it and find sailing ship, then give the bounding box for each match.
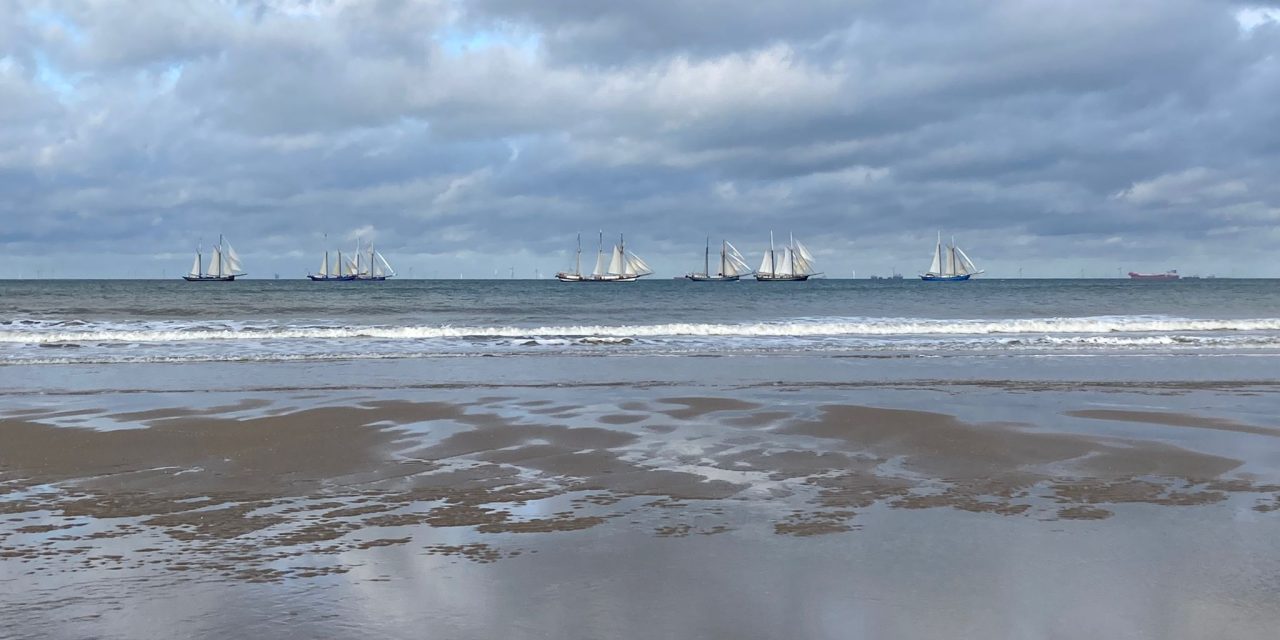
[183,235,245,281]
[308,247,355,281]
[756,232,818,281]
[351,239,395,281]
[685,238,751,281]
[556,232,653,282]
[920,233,983,281]
[1128,270,1179,281]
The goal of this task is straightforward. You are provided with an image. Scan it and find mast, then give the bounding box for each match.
[770,231,776,278]
[197,242,203,278]
[935,231,943,276]
[705,236,710,277]
[789,232,795,276]
[216,234,224,277]
[575,233,582,275]
[720,240,727,277]
[593,230,604,280]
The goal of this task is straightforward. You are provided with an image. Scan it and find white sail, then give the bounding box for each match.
[626,253,652,276]
[775,248,794,276]
[592,250,608,277]
[794,239,815,263]
[318,254,328,277]
[759,250,775,275]
[207,249,222,277]
[188,253,201,278]
[331,257,340,275]
[791,238,817,274]
[955,247,980,275]
[224,241,244,274]
[724,242,750,276]
[374,251,395,276]
[344,257,358,276]
[793,253,814,275]
[927,241,942,275]
[946,245,958,276]
[607,245,626,275]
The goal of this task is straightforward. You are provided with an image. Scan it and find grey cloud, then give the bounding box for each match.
[1,0,1279,278]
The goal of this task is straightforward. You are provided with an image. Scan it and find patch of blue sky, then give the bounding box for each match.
[33,51,77,100]
[26,7,86,44]
[436,26,540,57]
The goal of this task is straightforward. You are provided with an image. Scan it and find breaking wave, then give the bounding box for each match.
[4,315,1280,344]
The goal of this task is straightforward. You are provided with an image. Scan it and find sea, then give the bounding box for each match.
[3,278,1280,640]
[3,278,1280,366]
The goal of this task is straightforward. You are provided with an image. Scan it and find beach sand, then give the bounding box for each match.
[3,358,1280,639]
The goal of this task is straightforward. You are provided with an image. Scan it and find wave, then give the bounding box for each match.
[4,315,1280,345]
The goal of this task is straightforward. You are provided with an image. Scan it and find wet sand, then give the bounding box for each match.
[3,361,1280,639]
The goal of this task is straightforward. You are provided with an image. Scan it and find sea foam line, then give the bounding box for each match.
[4,316,1280,344]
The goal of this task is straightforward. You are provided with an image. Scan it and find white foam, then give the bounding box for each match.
[4,315,1280,344]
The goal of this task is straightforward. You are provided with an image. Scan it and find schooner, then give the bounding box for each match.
[685,237,752,281]
[183,235,245,281]
[308,242,354,281]
[920,233,983,281]
[351,239,395,281]
[755,232,818,281]
[557,232,653,282]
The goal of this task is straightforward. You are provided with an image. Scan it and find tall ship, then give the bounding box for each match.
[183,235,245,281]
[685,238,752,281]
[1128,270,1179,281]
[756,232,818,281]
[921,233,983,281]
[351,239,395,281]
[308,247,355,281]
[557,232,654,282]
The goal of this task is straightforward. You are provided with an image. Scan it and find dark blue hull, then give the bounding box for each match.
[308,275,356,281]
[183,275,237,281]
[920,274,972,282]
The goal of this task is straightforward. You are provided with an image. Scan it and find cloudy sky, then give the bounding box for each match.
[2,0,1279,278]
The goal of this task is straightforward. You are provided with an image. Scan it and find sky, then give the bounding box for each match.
[2,0,1280,279]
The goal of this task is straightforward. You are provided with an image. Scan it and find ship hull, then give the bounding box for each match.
[685,274,740,282]
[1128,272,1180,281]
[183,275,238,281]
[920,274,971,282]
[755,274,810,282]
[307,275,356,281]
[558,275,641,282]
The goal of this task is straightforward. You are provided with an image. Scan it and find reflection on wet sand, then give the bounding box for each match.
[3,386,1280,638]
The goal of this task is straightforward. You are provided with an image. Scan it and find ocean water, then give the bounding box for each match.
[2,278,1280,366]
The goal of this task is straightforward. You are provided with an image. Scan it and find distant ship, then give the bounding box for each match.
[308,248,355,281]
[183,235,245,281]
[870,271,904,280]
[351,239,395,281]
[685,238,752,282]
[921,233,982,281]
[756,232,819,281]
[1128,270,1179,281]
[557,232,654,282]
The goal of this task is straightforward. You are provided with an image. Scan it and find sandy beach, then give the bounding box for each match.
[3,355,1279,639]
